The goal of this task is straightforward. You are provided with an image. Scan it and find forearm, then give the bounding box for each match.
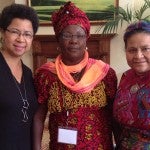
[33,103,48,150]
[33,119,44,150]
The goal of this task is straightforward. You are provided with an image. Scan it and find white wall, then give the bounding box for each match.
[0,0,14,11]
[12,0,144,80]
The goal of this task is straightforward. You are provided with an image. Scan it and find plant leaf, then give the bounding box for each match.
[145,0,150,7]
[134,3,148,20]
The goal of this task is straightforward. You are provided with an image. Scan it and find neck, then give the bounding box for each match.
[62,57,83,66]
[1,50,21,65]
[61,52,85,66]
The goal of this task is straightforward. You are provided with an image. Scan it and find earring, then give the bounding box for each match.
[57,47,60,51]
[86,47,88,50]
[56,47,61,54]
[0,37,4,43]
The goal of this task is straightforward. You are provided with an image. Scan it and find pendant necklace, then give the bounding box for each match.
[130,83,140,94]
[13,75,29,122]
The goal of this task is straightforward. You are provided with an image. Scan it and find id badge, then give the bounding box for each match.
[57,126,78,145]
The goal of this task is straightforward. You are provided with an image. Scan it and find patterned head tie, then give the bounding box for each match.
[124,20,150,42]
[51,1,90,40]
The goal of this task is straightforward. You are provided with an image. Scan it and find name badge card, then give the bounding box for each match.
[58,127,77,145]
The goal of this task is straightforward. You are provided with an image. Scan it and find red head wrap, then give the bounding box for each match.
[52,1,90,39]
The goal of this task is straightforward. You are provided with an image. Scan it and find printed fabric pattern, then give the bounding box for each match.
[34,67,117,150]
[114,69,150,150]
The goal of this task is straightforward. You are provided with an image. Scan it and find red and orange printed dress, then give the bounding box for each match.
[34,67,117,150]
[113,69,150,150]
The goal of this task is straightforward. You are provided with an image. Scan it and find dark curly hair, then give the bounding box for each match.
[0,3,39,34]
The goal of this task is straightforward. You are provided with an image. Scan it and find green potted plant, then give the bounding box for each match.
[98,0,150,34]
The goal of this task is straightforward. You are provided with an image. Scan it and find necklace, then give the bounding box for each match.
[130,83,140,94]
[13,75,29,122]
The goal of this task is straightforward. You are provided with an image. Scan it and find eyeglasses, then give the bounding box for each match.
[6,28,33,40]
[126,47,150,54]
[61,33,86,40]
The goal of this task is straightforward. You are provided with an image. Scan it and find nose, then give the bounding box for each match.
[135,49,144,58]
[16,34,25,41]
[70,35,78,43]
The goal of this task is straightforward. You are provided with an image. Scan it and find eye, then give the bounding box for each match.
[77,35,86,39]
[62,33,71,39]
[10,29,20,35]
[24,32,33,39]
[141,47,150,52]
[126,48,137,53]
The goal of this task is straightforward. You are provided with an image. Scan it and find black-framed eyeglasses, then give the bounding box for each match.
[6,28,33,40]
[61,32,86,40]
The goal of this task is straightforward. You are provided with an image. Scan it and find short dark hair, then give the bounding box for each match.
[0,3,39,34]
[124,21,150,48]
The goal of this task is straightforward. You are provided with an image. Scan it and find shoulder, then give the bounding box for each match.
[35,66,55,79]
[120,69,133,80]
[102,67,117,100]
[104,67,117,81]
[103,67,117,86]
[22,63,32,72]
[22,63,33,77]
[34,64,58,86]
[117,69,134,89]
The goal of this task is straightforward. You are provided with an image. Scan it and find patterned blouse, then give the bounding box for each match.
[113,69,150,150]
[34,67,117,150]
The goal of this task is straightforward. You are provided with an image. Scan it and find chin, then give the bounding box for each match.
[134,68,150,74]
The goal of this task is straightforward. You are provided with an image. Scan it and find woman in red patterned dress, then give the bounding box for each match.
[113,21,150,150]
[33,1,117,150]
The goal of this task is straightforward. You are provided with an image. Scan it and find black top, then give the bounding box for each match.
[0,52,38,150]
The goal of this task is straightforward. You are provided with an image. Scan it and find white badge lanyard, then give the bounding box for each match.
[57,110,78,145]
[66,110,69,126]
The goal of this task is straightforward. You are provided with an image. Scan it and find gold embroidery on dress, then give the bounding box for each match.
[85,132,92,140]
[89,113,95,120]
[48,82,61,112]
[48,81,107,113]
[69,117,78,125]
[85,124,93,140]
[98,145,104,150]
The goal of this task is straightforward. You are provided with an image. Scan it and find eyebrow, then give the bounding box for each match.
[8,27,33,33]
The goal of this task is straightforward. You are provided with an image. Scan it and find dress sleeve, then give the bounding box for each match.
[103,67,118,145]
[103,67,118,103]
[34,69,53,104]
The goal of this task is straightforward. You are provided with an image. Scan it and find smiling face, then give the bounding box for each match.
[1,18,34,58]
[126,32,150,74]
[58,24,87,65]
